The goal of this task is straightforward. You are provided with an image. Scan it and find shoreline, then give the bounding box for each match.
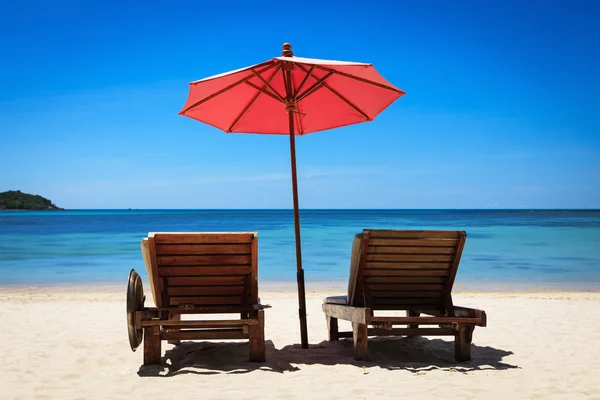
[1,279,599,294]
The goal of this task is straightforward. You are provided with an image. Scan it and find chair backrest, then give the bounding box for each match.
[141,232,258,308]
[348,230,466,314]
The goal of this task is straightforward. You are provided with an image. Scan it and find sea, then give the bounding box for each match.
[0,209,599,290]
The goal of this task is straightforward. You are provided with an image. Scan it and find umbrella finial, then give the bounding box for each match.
[282,43,294,57]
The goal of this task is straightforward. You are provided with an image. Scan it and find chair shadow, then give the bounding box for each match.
[137,340,298,377]
[138,336,517,377]
[278,336,519,373]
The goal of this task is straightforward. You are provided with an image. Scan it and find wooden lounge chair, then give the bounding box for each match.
[126,232,268,365]
[322,230,486,362]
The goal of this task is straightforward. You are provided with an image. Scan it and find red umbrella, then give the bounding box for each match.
[179,43,405,348]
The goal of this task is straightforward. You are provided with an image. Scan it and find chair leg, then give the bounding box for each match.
[167,313,181,346]
[143,326,161,365]
[407,310,420,334]
[327,316,339,341]
[249,310,265,362]
[455,324,474,362]
[352,322,368,361]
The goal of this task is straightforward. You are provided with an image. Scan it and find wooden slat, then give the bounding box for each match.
[161,329,247,340]
[363,269,449,277]
[167,276,246,286]
[365,283,444,291]
[368,328,456,336]
[370,316,483,325]
[365,276,446,284]
[372,304,441,310]
[158,254,251,266]
[169,296,243,305]
[162,305,268,314]
[368,246,456,254]
[369,239,458,247]
[366,254,454,262]
[141,319,257,328]
[368,290,442,298]
[167,286,245,296]
[367,230,463,239]
[153,233,254,244]
[371,298,440,305]
[365,261,451,269]
[156,244,251,255]
[369,239,459,247]
[159,266,251,276]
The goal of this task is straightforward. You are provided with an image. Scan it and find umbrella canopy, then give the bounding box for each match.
[180,46,404,135]
[179,43,405,348]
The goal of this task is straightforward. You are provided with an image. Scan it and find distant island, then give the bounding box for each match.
[0,190,64,210]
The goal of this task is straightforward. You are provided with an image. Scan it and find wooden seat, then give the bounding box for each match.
[322,230,487,362]
[139,232,268,365]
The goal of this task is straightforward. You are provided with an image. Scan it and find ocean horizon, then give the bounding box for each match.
[1,209,599,290]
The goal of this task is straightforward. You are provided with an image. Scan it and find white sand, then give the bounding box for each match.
[1,285,599,400]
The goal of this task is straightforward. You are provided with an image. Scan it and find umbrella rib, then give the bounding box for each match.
[293,64,315,98]
[251,67,285,102]
[295,64,369,120]
[313,64,404,94]
[228,64,282,132]
[296,71,334,102]
[323,84,370,121]
[244,81,284,103]
[179,62,277,114]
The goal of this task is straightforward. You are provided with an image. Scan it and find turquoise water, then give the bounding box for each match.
[0,209,599,289]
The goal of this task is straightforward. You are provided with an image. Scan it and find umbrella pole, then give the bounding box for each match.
[288,111,309,349]
[282,42,308,348]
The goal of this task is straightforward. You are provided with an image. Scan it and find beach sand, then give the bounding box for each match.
[1,285,599,400]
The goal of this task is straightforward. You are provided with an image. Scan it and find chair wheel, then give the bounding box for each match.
[127,269,145,351]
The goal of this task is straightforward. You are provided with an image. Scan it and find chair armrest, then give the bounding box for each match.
[322,303,370,325]
[454,306,487,326]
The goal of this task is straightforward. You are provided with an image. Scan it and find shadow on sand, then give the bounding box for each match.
[138,336,518,377]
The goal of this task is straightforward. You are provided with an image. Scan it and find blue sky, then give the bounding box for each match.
[1,0,598,209]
